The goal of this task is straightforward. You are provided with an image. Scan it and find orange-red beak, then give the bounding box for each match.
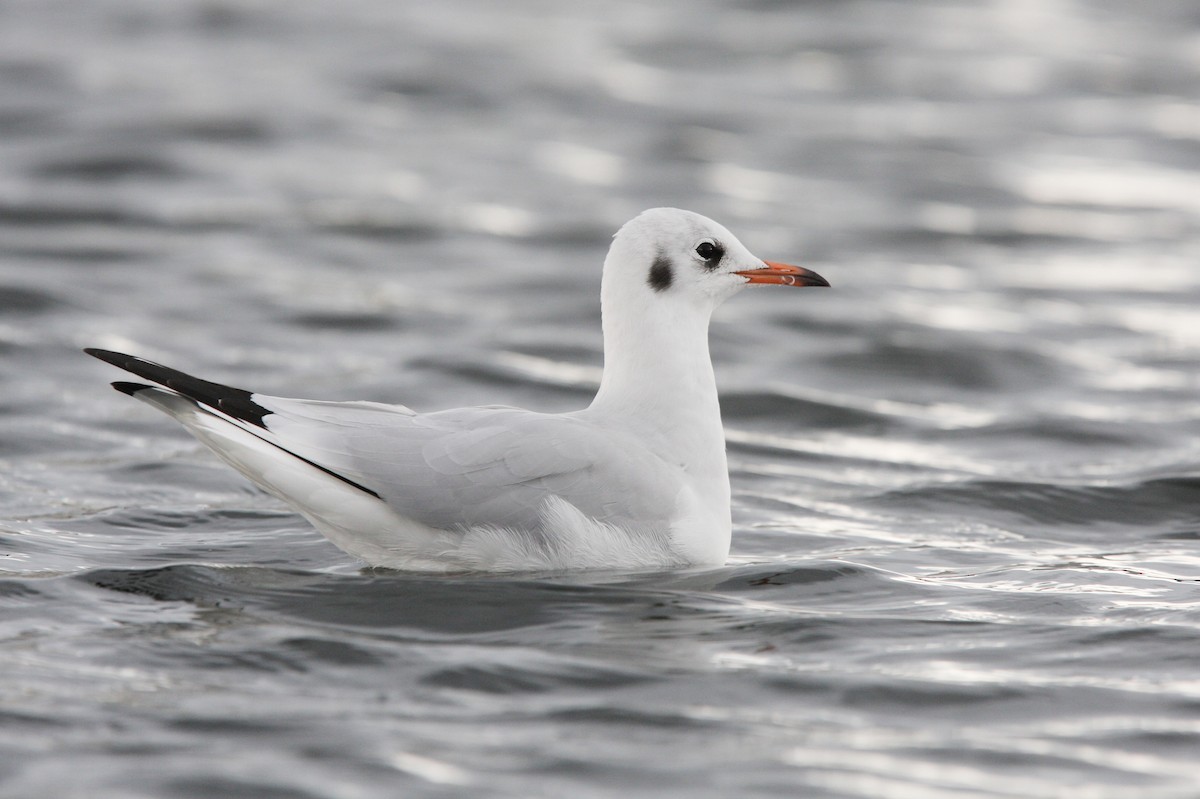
[735,261,830,287]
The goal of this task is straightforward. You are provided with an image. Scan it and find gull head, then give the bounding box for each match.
[602,208,829,317]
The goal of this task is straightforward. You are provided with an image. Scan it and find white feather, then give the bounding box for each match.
[94,208,827,571]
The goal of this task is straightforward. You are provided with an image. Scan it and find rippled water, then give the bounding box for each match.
[3,1,1200,796]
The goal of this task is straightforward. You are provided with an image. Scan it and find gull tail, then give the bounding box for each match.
[84,348,452,566]
[83,348,381,500]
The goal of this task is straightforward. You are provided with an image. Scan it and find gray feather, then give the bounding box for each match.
[255,398,680,533]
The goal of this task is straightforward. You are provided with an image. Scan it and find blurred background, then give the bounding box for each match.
[2,1,1200,797]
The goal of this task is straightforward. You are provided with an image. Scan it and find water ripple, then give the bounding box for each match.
[4,0,1200,796]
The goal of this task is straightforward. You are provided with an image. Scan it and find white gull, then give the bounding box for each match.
[87,208,829,572]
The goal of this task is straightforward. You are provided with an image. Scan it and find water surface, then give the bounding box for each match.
[2,1,1200,796]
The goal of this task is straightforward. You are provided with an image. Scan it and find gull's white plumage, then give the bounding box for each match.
[87,208,828,572]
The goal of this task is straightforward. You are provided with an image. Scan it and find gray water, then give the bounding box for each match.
[3,1,1200,796]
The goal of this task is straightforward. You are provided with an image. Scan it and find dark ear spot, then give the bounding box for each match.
[648,255,673,292]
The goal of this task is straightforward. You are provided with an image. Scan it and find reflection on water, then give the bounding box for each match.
[2,0,1200,796]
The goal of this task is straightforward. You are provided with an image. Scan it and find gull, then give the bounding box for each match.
[86,208,829,572]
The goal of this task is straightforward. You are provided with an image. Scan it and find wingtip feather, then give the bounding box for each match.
[111,381,152,396]
[85,348,130,367]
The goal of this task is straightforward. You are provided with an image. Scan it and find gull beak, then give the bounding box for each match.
[735,261,830,287]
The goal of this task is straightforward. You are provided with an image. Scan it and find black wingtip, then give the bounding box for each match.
[85,347,271,429]
[90,350,383,501]
[111,381,152,396]
[85,348,128,367]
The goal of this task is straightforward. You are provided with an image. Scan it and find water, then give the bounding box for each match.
[3,0,1200,796]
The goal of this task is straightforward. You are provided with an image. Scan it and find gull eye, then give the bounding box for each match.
[694,240,723,265]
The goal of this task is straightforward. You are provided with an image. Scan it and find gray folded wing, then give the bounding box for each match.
[255,399,681,532]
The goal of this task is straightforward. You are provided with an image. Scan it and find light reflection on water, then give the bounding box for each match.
[1,0,1199,796]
